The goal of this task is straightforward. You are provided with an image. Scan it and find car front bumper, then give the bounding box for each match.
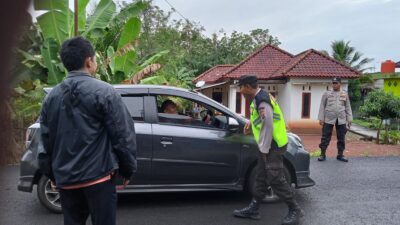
[295,171,315,188]
[17,150,38,193]
[18,176,34,192]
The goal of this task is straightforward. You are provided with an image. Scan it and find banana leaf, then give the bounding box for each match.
[114,17,141,75]
[111,1,149,25]
[41,38,65,85]
[83,0,116,37]
[35,0,72,45]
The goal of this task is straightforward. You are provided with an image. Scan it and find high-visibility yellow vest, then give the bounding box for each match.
[250,91,288,148]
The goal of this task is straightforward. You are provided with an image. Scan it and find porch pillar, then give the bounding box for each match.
[228,85,237,112]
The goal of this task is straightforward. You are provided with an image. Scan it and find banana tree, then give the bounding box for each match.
[21,0,158,86]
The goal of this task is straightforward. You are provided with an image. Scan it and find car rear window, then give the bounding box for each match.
[121,96,144,121]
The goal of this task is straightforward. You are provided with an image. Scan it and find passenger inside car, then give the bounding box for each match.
[161,100,178,114]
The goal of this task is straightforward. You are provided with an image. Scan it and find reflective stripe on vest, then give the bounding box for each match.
[250,94,288,148]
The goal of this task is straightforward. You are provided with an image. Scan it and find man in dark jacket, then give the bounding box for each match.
[38,37,137,225]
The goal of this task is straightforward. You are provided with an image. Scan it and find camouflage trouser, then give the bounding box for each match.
[252,146,299,209]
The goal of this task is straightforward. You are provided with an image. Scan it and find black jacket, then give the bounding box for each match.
[38,71,137,187]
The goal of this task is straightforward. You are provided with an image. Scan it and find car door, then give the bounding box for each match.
[119,95,153,185]
[149,94,241,185]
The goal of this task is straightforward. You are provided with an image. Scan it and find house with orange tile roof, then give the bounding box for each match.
[193,44,360,132]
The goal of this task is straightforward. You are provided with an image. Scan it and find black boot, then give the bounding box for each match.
[336,154,348,162]
[317,150,326,161]
[233,199,260,220]
[282,208,304,225]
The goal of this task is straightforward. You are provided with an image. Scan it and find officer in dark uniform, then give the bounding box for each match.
[233,75,303,225]
[317,77,352,162]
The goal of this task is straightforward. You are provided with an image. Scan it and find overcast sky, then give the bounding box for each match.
[54,0,400,71]
[150,0,400,72]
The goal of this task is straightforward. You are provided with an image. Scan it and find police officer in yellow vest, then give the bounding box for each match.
[233,75,303,225]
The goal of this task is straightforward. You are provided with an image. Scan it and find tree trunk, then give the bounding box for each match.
[376,120,383,144]
[384,124,389,144]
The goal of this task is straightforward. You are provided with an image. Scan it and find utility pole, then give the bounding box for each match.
[74,0,78,36]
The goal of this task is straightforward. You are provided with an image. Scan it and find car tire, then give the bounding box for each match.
[247,164,293,203]
[37,176,62,213]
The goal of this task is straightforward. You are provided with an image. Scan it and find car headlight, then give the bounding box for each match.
[290,133,303,147]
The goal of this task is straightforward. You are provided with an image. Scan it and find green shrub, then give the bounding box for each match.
[388,131,400,145]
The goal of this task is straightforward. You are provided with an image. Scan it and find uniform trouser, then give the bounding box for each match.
[319,119,347,155]
[59,179,117,225]
[252,147,299,210]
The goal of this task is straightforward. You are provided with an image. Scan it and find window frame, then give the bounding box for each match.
[301,92,311,119]
[121,94,146,122]
[151,94,231,131]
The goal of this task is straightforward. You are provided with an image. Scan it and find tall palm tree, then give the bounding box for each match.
[330,40,374,110]
[330,40,373,72]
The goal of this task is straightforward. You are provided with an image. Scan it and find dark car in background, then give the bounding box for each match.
[18,85,314,213]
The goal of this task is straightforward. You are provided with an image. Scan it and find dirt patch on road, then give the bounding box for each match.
[299,132,400,158]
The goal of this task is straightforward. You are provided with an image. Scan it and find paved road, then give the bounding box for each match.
[1,157,400,225]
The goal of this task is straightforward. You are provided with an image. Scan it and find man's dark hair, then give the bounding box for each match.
[161,100,176,112]
[238,75,258,89]
[248,82,258,89]
[59,37,95,72]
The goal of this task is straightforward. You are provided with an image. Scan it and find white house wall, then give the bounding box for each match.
[288,78,348,121]
[276,83,291,124]
[199,83,230,107]
[199,78,350,126]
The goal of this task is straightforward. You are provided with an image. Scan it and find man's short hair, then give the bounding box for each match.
[238,75,258,89]
[161,100,176,112]
[59,37,95,72]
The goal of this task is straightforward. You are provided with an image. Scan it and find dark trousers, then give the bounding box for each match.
[319,120,347,155]
[253,147,299,210]
[59,179,117,225]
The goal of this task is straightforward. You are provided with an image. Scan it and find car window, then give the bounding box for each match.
[154,95,229,130]
[121,96,144,121]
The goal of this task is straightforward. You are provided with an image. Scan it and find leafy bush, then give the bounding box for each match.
[388,131,400,145]
[360,90,400,144]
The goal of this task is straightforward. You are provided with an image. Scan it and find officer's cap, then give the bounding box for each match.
[332,77,342,83]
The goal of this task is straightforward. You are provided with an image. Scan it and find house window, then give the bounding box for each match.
[302,86,305,91]
[326,86,329,91]
[309,86,311,91]
[212,92,223,103]
[236,92,242,113]
[301,93,311,119]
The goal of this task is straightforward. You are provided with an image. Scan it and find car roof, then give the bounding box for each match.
[43,84,242,122]
[44,84,198,94]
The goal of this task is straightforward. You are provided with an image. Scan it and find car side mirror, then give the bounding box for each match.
[228,117,239,133]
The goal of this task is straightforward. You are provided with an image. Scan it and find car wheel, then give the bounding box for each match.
[37,176,62,213]
[247,164,293,203]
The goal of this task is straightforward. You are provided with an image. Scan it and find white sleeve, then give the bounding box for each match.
[257,102,273,154]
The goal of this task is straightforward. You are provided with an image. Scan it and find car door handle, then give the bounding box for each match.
[160,141,173,145]
[161,137,173,141]
[160,137,173,147]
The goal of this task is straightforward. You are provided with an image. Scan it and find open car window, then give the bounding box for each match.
[155,95,229,130]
